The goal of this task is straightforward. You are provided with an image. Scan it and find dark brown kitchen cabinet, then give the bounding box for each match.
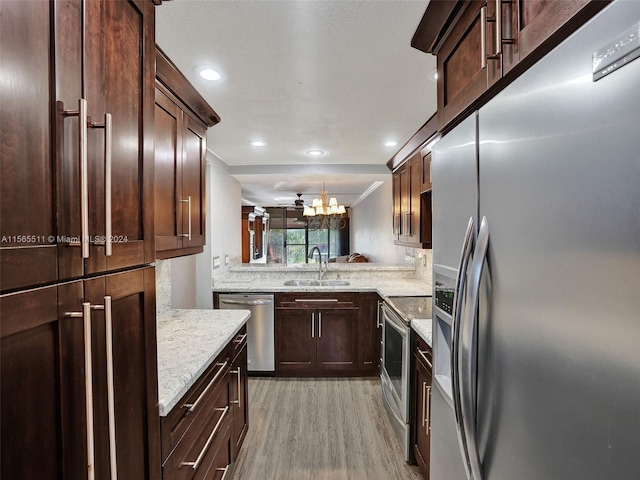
[358,292,382,374]
[421,149,432,193]
[1,267,161,480]
[411,0,608,131]
[502,0,609,75]
[392,153,431,249]
[412,334,433,479]
[230,328,249,461]
[154,48,220,260]
[161,341,233,480]
[275,292,359,376]
[0,0,156,292]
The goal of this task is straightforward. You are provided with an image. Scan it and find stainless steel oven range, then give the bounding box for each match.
[380,296,432,462]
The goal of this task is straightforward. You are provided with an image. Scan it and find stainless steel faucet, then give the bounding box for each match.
[307,246,328,280]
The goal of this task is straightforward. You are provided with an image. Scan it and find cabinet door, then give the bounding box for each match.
[408,154,422,244]
[392,172,401,240]
[358,293,381,372]
[0,0,83,292]
[421,150,432,193]
[437,0,500,128]
[230,344,249,461]
[182,115,207,251]
[316,308,358,371]
[1,281,85,479]
[413,358,432,478]
[502,0,603,75]
[275,308,316,372]
[399,164,410,241]
[84,267,161,480]
[84,0,155,274]
[155,88,183,254]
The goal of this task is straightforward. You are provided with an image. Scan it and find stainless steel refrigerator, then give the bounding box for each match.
[430,1,640,479]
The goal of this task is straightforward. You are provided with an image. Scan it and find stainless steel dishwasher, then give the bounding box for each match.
[218,293,274,373]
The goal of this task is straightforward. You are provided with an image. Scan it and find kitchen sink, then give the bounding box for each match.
[282,279,350,287]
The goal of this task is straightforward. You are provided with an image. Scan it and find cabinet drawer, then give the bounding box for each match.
[414,335,432,372]
[230,325,247,361]
[276,291,357,308]
[201,423,232,480]
[162,348,231,462]
[165,380,231,480]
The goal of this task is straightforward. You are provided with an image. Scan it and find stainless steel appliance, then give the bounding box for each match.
[218,293,275,372]
[430,2,640,479]
[380,296,432,461]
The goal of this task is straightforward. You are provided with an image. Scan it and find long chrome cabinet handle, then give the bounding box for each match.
[66,303,95,479]
[62,99,90,258]
[481,7,488,69]
[452,217,475,479]
[460,216,490,480]
[104,297,117,479]
[425,385,432,434]
[376,301,383,328]
[217,464,231,480]
[311,312,315,338]
[421,381,427,427]
[182,406,229,470]
[179,196,192,241]
[183,360,229,412]
[231,367,241,407]
[418,349,432,370]
[319,312,322,338]
[89,113,113,256]
[495,0,502,56]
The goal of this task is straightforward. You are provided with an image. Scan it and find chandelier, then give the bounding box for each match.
[303,185,348,230]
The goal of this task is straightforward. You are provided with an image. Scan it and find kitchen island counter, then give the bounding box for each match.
[156,308,250,416]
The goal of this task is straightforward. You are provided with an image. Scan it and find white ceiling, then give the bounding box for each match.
[155,0,437,208]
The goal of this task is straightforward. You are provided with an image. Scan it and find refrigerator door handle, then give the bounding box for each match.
[460,216,490,480]
[451,216,475,479]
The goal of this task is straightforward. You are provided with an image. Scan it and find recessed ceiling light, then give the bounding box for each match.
[306,149,324,156]
[193,65,222,81]
[251,141,267,147]
[385,141,398,147]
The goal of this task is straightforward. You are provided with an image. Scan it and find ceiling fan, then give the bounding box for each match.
[293,193,306,209]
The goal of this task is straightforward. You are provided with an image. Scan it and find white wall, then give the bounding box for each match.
[350,179,407,264]
[170,152,242,309]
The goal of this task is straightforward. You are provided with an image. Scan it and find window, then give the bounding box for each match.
[265,207,349,264]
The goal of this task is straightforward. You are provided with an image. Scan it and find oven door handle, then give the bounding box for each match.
[381,304,407,334]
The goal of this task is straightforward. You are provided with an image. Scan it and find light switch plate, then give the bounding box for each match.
[213,256,220,269]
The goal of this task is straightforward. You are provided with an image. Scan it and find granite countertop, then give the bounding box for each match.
[411,319,433,347]
[213,262,432,297]
[156,308,250,416]
[212,277,430,297]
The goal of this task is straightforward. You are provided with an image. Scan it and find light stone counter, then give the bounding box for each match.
[411,319,433,347]
[212,277,430,298]
[156,309,250,416]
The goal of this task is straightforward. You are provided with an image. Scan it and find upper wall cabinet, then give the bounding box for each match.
[154,48,220,260]
[0,0,156,293]
[411,0,608,131]
[389,115,438,250]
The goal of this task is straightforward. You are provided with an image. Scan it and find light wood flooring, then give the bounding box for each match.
[230,377,423,480]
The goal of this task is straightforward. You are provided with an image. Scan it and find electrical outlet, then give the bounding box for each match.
[213,256,220,269]
[225,254,229,265]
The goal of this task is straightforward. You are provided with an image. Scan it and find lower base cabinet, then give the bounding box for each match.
[412,333,433,479]
[275,292,380,376]
[0,267,161,480]
[161,326,247,480]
